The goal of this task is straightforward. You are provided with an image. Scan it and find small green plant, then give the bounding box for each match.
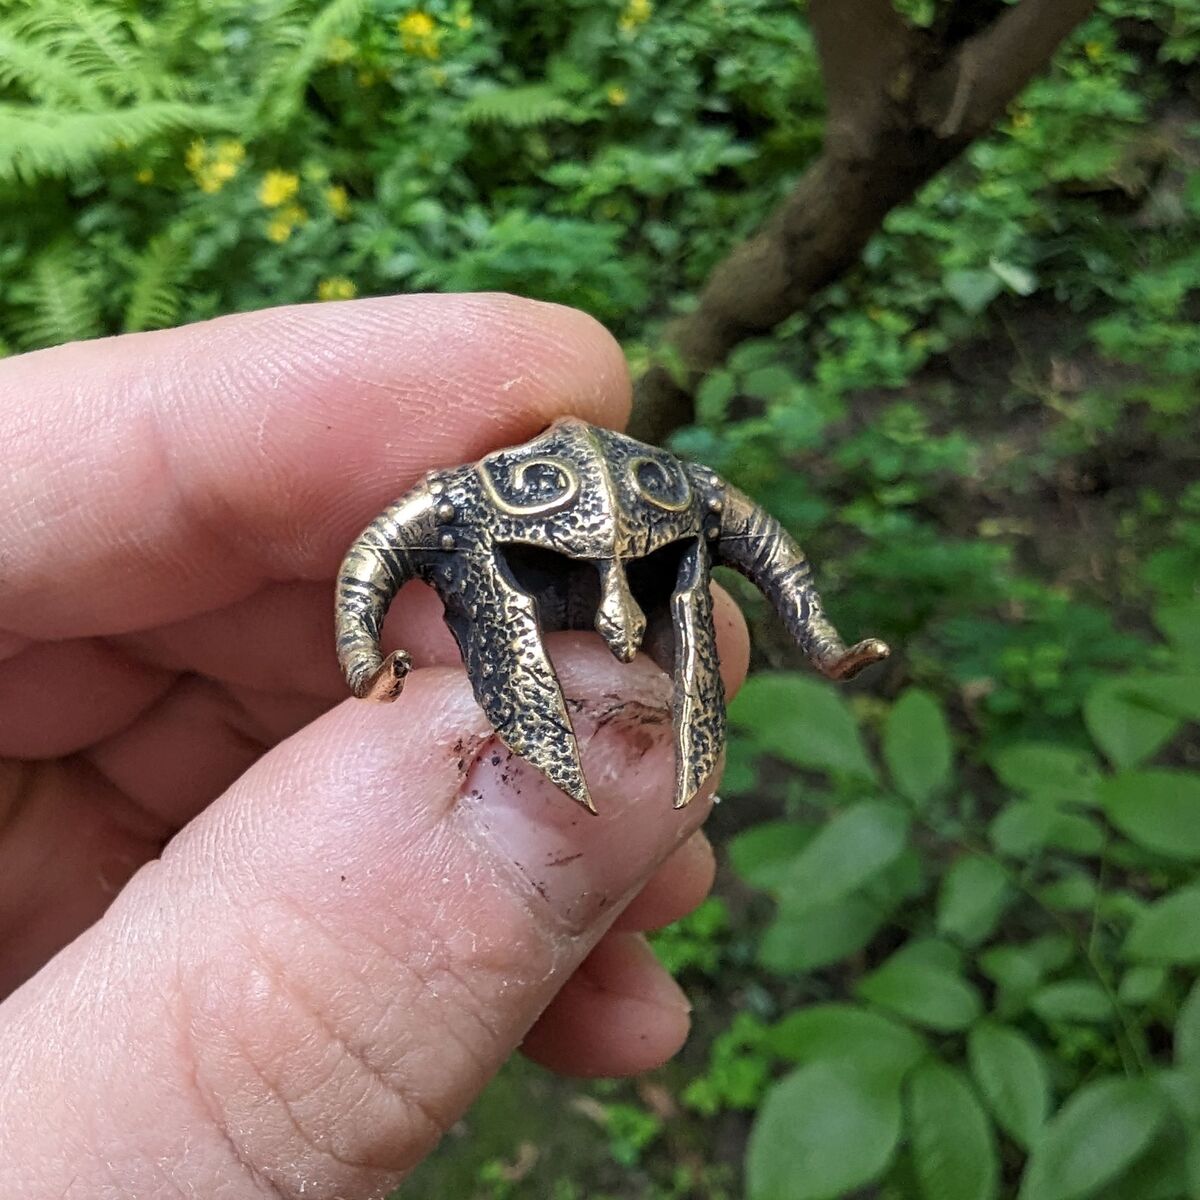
[725,600,1200,1197]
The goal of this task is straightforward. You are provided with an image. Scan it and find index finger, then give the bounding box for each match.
[0,294,630,639]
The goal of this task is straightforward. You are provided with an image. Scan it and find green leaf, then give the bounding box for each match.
[0,101,237,185]
[759,894,890,974]
[742,364,798,401]
[1118,965,1166,1006]
[968,1022,1050,1148]
[123,225,190,333]
[1154,1071,1200,1199]
[1120,675,1200,723]
[460,83,577,128]
[990,257,1038,295]
[946,268,1003,314]
[908,1060,998,1200]
[989,799,1059,857]
[1099,1124,1193,1200]
[770,1004,926,1078]
[1125,886,1200,963]
[883,688,953,806]
[746,1062,902,1200]
[728,673,877,781]
[1038,870,1099,912]
[1044,814,1106,856]
[990,742,1100,805]
[729,821,816,892]
[1031,979,1114,1024]
[1085,677,1181,769]
[1155,600,1200,664]
[695,369,736,427]
[1175,978,1200,1067]
[1098,769,1200,860]
[1019,1077,1167,1200]
[979,945,1046,1016]
[778,802,910,912]
[256,0,366,126]
[857,952,982,1033]
[891,937,964,974]
[937,855,1012,946]
[990,801,1104,859]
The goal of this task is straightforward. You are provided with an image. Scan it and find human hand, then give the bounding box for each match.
[0,295,749,1198]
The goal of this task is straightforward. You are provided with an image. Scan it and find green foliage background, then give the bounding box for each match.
[2,0,1199,1196]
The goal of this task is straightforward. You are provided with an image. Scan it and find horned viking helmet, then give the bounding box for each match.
[335,417,888,811]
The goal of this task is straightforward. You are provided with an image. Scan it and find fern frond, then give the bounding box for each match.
[0,27,104,106]
[7,0,167,101]
[9,244,103,350]
[460,84,578,129]
[0,102,237,185]
[123,228,191,334]
[256,0,366,127]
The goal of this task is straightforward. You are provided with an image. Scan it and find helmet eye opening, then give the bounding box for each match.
[492,538,698,641]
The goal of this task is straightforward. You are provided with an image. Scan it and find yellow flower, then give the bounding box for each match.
[1084,40,1105,61]
[399,9,441,57]
[185,139,206,174]
[618,0,652,32]
[317,276,358,302]
[135,167,155,184]
[325,184,351,219]
[326,35,355,63]
[265,204,308,243]
[606,84,628,107]
[259,169,301,208]
[215,139,246,165]
[399,10,436,37]
[186,138,246,193]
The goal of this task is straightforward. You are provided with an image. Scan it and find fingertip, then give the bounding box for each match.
[614,830,716,932]
[521,932,691,1078]
[712,584,750,698]
[480,293,633,435]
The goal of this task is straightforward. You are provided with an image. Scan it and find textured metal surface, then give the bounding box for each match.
[335,417,889,811]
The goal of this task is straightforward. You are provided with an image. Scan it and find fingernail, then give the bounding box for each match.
[456,648,717,934]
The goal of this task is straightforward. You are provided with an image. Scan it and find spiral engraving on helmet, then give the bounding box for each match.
[627,455,692,512]
[478,454,582,516]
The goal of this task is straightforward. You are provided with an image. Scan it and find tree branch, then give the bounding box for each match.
[809,0,915,157]
[629,0,1098,446]
[923,0,1099,140]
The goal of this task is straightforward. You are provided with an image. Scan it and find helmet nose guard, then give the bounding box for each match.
[594,560,647,664]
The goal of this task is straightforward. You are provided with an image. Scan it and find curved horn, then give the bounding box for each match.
[335,486,437,701]
[712,482,889,680]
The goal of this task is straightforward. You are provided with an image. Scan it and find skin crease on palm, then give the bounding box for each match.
[0,294,751,1199]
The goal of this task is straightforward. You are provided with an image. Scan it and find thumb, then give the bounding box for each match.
[0,636,722,1199]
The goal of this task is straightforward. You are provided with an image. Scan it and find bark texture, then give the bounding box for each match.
[630,0,1098,445]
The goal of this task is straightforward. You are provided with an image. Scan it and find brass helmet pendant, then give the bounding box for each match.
[335,417,888,812]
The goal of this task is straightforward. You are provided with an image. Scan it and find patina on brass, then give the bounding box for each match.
[335,417,888,812]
